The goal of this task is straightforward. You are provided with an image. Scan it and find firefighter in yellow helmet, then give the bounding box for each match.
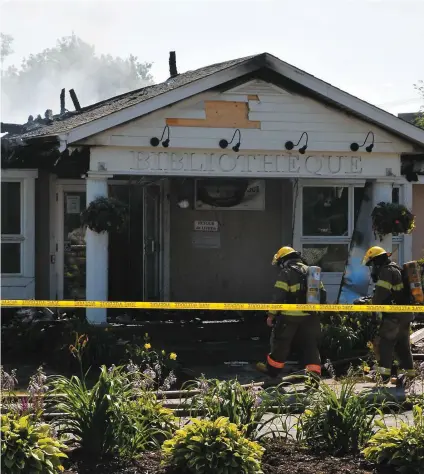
[361,246,415,386]
[256,246,327,381]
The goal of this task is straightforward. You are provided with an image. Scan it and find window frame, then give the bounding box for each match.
[295,179,406,276]
[1,170,37,278]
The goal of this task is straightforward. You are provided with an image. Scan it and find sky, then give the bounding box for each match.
[1,0,423,122]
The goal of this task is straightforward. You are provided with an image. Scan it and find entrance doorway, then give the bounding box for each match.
[54,181,163,302]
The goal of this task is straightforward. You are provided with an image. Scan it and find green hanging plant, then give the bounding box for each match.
[80,196,127,234]
[371,202,415,241]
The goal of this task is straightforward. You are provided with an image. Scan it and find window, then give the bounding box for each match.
[1,181,23,274]
[300,184,404,272]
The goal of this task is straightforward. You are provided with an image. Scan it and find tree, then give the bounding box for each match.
[1,34,154,123]
[0,33,14,66]
[415,81,424,129]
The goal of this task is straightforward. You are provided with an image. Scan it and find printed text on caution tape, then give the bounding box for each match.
[1,300,424,312]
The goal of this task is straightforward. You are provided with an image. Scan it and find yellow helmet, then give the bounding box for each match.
[272,246,298,266]
[362,246,391,266]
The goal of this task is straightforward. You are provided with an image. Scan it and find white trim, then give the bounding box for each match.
[1,170,38,298]
[264,55,424,147]
[401,182,413,263]
[1,169,38,179]
[50,54,424,148]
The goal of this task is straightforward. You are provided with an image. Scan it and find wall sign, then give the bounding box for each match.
[192,232,221,249]
[132,151,365,176]
[66,195,81,214]
[194,220,219,232]
[91,148,401,178]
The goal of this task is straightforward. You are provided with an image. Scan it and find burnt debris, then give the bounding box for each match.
[60,88,66,115]
[69,88,81,111]
[169,51,178,78]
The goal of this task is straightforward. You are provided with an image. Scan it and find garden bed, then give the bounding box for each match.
[62,441,395,474]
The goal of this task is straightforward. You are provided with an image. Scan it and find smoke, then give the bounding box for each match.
[1,35,154,124]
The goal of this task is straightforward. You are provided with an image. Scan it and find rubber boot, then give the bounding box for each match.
[255,362,280,378]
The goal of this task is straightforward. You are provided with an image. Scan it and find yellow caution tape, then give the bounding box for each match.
[1,300,424,312]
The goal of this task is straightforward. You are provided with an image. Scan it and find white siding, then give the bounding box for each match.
[79,80,414,155]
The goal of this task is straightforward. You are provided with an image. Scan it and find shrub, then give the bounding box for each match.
[1,413,67,474]
[297,373,387,455]
[183,377,275,440]
[362,405,424,474]
[49,365,159,460]
[320,323,358,360]
[162,417,264,474]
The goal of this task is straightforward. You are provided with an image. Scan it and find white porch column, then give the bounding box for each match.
[85,176,109,324]
[371,181,393,252]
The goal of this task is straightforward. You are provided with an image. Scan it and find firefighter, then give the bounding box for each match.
[362,246,415,386]
[256,246,327,381]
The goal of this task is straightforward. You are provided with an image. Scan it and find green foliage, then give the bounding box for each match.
[48,365,160,460]
[1,34,153,123]
[415,81,424,130]
[126,333,178,390]
[298,373,388,455]
[162,417,264,474]
[320,312,380,363]
[371,202,415,240]
[321,324,358,360]
[0,33,13,64]
[81,196,128,234]
[363,405,424,474]
[183,377,276,440]
[124,389,177,444]
[1,413,67,474]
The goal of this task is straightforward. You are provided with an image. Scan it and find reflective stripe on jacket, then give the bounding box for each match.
[372,263,404,311]
[269,260,326,316]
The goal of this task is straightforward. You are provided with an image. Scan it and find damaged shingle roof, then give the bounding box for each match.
[10,55,257,140]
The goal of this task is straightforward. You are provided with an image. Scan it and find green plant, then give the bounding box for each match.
[1,413,67,473]
[80,196,127,234]
[126,333,178,390]
[320,323,358,360]
[49,362,167,460]
[183,377,278,440]
[371,202,415,240]
[297,372,390,455]
[363,405,424,473]
[162,417,264,474]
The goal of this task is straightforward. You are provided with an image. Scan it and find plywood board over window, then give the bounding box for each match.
[166,101,260,129]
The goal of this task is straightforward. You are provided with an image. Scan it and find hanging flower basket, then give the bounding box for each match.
[80,196,128,234]
[371,201,415,240]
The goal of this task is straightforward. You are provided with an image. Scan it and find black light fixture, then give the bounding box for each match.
[350,131,374,153]
[285,132,309,154]
[150,125,170,147]
[219,129,242,152]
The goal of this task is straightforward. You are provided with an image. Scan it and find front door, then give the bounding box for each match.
[143,185,161,301]
[56,184,87,300]
[55,182,162,301]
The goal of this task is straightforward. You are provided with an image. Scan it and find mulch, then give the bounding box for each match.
[63,440,396,474]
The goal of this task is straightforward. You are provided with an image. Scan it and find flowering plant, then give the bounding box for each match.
[80,196,127,234]
[371,202,415,240]
[126,333,178,390]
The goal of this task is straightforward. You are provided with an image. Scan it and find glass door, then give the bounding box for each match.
[56,184,86,300]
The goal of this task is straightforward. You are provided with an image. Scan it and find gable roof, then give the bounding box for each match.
[4,55,256,140]
[4,53,424,149]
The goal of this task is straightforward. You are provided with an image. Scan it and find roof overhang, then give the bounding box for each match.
[6,53,424,150]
